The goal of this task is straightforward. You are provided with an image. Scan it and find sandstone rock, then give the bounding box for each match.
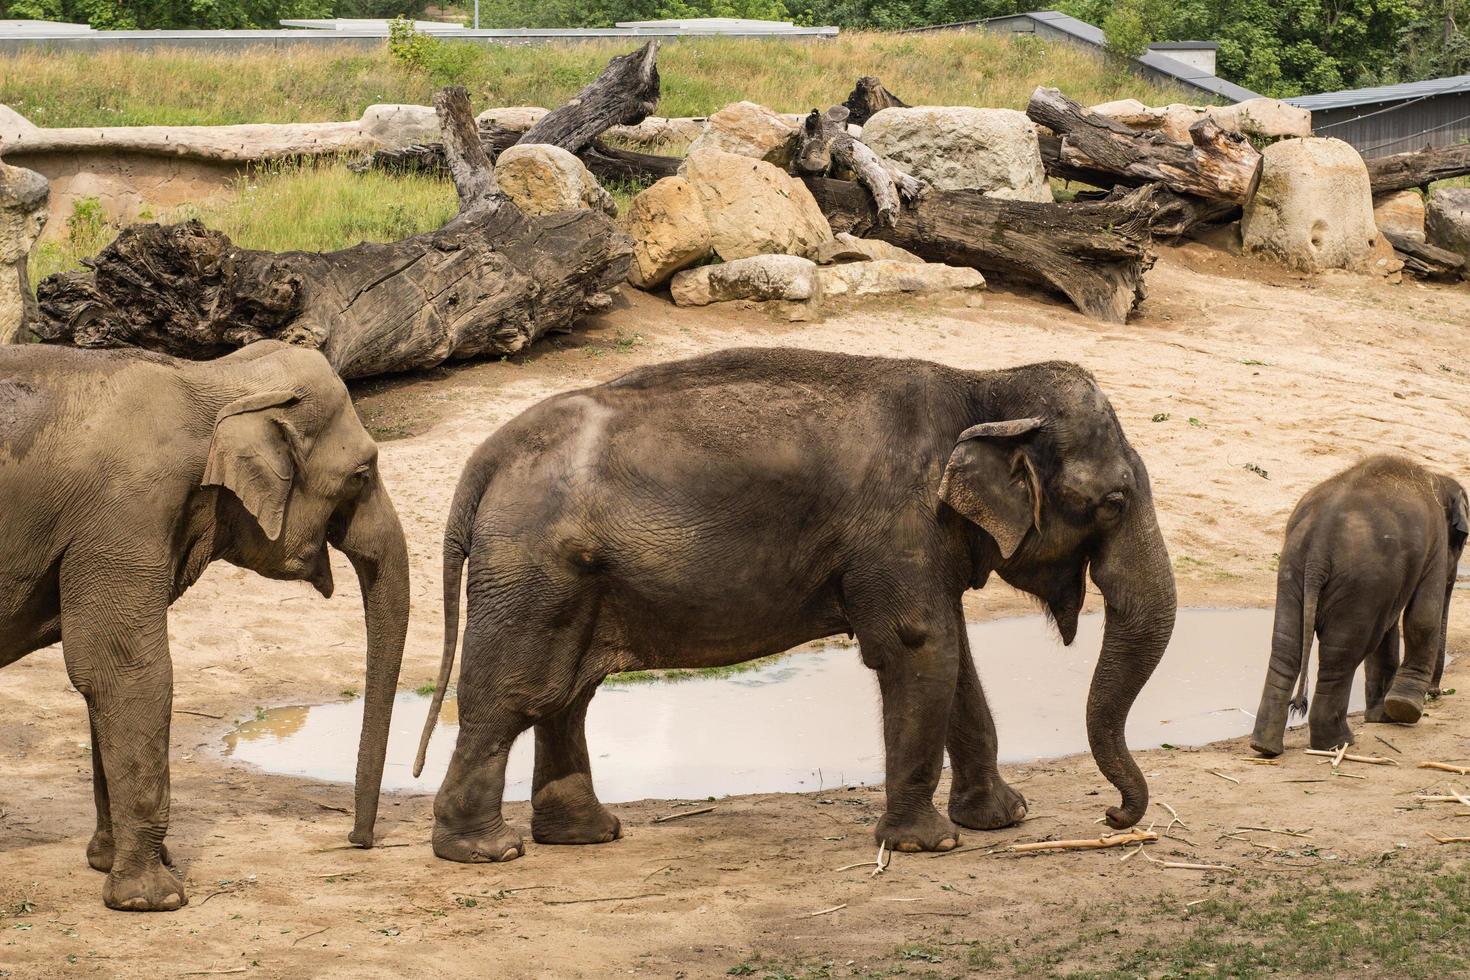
[0,160,48,344]
[669,254,818,306]
[684,101,797,166]
[817,259,984,298]
[678,147,832,261]
[0,104,38,145]
[625,176,713,288]
[814,232,924,265]
[1373,189,1426,241]
[495,143,617,217]
[861,106,1051,202]
[359,104,442,149]
[1426,187,1470,263]
[476,106,549,133]
[1241,137,1383,274]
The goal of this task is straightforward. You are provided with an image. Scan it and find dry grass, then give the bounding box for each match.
[0,31,1198,129]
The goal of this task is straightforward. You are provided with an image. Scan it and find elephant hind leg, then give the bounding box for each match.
[531,685,621,846]
[1363,625,1400,723]
[1306,634,1361,751]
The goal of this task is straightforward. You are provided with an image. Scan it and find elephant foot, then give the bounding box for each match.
[948,779,1027,830]
[1308,724,1355,752]
[1384,693,1423,724]
[88,831,170,873]
[875,807,959,853]
[432,822,525,864]
[1364,704,1391,723]
[103,861,186,912]
[532,802,623,846]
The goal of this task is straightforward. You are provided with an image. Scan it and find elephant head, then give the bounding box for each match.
[202,344,409,848]
[940,363,1177,829]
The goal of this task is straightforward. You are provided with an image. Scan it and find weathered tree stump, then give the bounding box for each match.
[33,87,631,379]
[1028,87,1262,204]
[805,175,1158,322]
[793,106,923,228]
[842,76,909,126]
[517,40,662,154]
[1384,230,1466,280]
[1367,143,1470,195]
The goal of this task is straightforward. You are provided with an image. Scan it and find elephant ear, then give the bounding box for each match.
[938,417,1045,559]
[203,390,303,542]
[1451,485,1469,545]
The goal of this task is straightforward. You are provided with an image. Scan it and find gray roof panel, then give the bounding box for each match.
[1286,74,1470,110]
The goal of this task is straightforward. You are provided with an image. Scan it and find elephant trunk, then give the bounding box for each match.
[334,477,410,848]
[1085,495,1177,830]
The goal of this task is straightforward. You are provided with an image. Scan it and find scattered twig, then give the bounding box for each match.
[1421,762,1470,775]
[1140,849,1234,872]
[652,806,716,824]
[1306,749,1398,767]
[1332,771,1368,780]
[1009,830,1158,854]
[1236,826,1313,839]
[1283,778,1328,783]
[1207,769,1240,784]
[1375,735,1403,755]
[313,802,351,815]
[1428,833,1470,844]
[642,865,672,880]
[542,892,665,906]
[1159,802,1189,830]
[178,969,248,976]
[176,709,225,720]
[904,910,971,917]
[312,870,359,878]
[872,839,891,877]
[291,927,329,946]
[806,903,847,917]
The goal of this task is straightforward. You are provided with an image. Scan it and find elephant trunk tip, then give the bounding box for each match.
[1105,803,1144,831]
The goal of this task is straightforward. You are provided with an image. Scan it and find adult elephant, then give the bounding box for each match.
[416,348,1176,862]
[0,341,409,911]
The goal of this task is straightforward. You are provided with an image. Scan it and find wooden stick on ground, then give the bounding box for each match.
[651,805,717,824]
[1306,749,1399,767]
[1141,850,1235,872]
[1421,762,1470,776]
[1428,833,1470,845]
[1207,769,1240,784]
[806,903,847,917]
[1009,830,1157,854]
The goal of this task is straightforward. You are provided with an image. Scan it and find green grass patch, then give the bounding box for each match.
[1,31,1197,130]
[603,652,794,687]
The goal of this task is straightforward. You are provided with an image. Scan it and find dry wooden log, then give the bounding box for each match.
[805,175,1157,322]
[518,40,661,154]
[34,87,631,379]
[1027,87,1262,204]
[842,76,909,126]
[1009,830,1157,853]
[1384,231,1466,281]
[793,106,923,228]
[1367,143,1470,195]
[1104,184,1239,238]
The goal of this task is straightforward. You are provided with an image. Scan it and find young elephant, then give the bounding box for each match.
[1251,455,1468,757]
[0,341,409,911]
[416,348,1177,863]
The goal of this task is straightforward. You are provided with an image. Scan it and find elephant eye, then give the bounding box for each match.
[1097,490,1127,519]
[351,464,371,484]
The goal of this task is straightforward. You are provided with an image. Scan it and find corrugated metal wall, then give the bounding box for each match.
[1312,92,1470,159]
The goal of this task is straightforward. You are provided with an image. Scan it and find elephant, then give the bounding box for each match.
[413,347,1177,863]
[0,341,409,911]
[1250,455,1468,757]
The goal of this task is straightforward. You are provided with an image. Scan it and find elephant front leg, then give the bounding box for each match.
[531,687,622,846]
[85,704,172,874]
[860,612,961,853]
[946,627,1026,831]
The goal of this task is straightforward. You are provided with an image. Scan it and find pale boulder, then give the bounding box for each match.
[678,147,832,261]
[684,101,797,166]
[814,232,924,265]
[861,106,1051,202]
[476,106,549,133]
[670,254,818,307]
[1426,187,1470,262]
[0,160,48,344]
[625,176,713,289]
[817,259,984,298]
[1241,137,1384,274]
[1373,190,1426,241]
[359,104,442,149]
[495,144,617,217]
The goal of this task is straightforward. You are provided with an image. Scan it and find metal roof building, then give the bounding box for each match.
[1286,76,1470,159]
[904,10,1261,103]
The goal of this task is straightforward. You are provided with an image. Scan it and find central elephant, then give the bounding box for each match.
[416,348,1176,862]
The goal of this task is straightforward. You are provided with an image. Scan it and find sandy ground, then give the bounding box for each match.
[2,245,1469,978]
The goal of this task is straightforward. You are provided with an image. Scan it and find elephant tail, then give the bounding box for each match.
[413,452,494,778]
[1288,568,1324,718]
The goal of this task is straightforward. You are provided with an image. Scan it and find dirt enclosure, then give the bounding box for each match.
[3,244,1470,977]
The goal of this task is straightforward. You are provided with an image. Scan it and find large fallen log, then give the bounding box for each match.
[1028,87,1262,204]
[1367,143,1470,195]
[33,87,631,379]
[805,175,1158,322]
[1384,231,1466,280]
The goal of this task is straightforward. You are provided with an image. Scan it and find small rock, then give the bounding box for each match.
[685,101,797,167]
[669,254,819,307]
[814,233,924,265]
[862,106,1052,201]
[495,144,617,217]
[1241,137,1383,274]
[679,147,832,262]
[1373,189,1426,241]
[817,259,984,298]
[625,176,714,289]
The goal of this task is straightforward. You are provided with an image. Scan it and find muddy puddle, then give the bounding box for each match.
[225,608,1373,801]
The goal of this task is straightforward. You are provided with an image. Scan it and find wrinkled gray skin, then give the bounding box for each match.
[416,348,1177,863]
[0,341,409,912]
[1251,455,1468,757]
